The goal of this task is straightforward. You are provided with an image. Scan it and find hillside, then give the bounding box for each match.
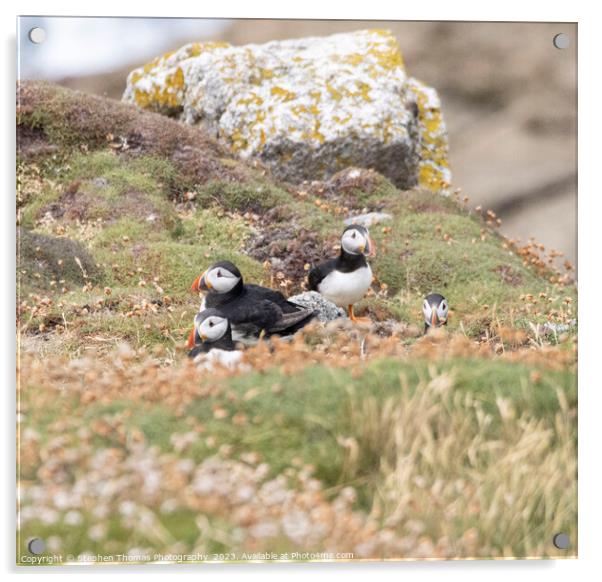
[16,81,577,562]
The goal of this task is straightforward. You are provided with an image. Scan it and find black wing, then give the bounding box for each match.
[244,284,301,314]
[308,259,336,291]
[220,298,283,331]
[267,307,315,334]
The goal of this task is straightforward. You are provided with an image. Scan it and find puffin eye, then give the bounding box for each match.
[217,271,222,278]
[351,232,356,238]
[209,320,214,327]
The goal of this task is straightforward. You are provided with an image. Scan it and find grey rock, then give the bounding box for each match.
[344,212,393,228]
[541,320,577,335]
[91,177,108,188]
[123,30,451,190]
[289,291,345,323]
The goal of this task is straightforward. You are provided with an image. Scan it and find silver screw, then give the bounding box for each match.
[553,33,569,50]
[553,532,570,549]
[28,537,46,555]
[28,27,46,44]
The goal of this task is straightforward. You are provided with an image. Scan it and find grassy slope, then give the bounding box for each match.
[18,116,576,355]
[16,82,577,561]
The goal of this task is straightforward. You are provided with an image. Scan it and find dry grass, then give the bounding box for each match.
[345,367,576,558]
[17,330,577,562]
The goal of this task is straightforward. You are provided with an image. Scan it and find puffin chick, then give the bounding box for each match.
[308,224,376,323]
[190,260,315,344]
[422,293,449,334]
[186,308,245,370]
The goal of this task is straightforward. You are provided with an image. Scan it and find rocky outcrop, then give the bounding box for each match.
[288,291,344,322]
[123,30,451,191]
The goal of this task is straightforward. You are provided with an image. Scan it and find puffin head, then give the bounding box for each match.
[187,308,231,348]
[340,225,376,258]
[422,293,449,330]
[191,261,242,294]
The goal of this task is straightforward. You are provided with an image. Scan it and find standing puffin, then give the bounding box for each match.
[308,225,376,322]
[422,293,449,333]
[190,261,315,343]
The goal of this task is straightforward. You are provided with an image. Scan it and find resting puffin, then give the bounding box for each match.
[186,309,246,370]
[422,293,449,333]
[190,261,315,343]
[308,225,376,322]
[187,308,236,356]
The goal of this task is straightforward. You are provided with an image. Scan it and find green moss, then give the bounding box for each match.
[176,207,254,248]
[89,206,263,296]
[362,189,575,330]
[19,151,182,232]
[18,81,261,189]
[18,227,103,287]
[64,151,178,199]
[196,180,290,212]
[18,188,60,229]
[346,172,399,207]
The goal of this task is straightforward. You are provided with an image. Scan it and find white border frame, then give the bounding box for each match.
[3,1,599,580]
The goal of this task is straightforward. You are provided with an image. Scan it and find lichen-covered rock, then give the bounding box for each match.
[123,30,451,191]
[288,291,344,323]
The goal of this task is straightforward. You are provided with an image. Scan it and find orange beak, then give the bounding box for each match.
[186,327,196,349]
[191,270,211,293]
[190,274,202,293]
[367,236,377,258]
[431,310,439,328]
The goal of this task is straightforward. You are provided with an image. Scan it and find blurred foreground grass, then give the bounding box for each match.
[18,336,577,561]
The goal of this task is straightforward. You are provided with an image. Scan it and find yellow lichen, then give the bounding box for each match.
[270,86,297,102]
[409,78,451,191]
[342,53,365,66]
[237,93,264,107]
[133,66,185,110]
[355,81,372,102]
[326,83,343,101]
[128,40,230,112]
[365,30,405,72]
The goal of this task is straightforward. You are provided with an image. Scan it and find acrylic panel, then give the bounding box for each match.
[16,16,577,565]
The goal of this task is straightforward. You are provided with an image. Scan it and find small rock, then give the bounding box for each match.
[541,319,577,336]
[344,212,393,228]
[288,291,344,323]
[91,177,108,188]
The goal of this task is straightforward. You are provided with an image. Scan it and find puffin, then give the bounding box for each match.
[187,308,236,356]
[190,261,315,343]
[308,225,376,322]
[422,293,449,333]
[186,308,246,370]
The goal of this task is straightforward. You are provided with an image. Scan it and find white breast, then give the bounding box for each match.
[231,326,259,346]
[194,349,246,371]
[318,265,373,307]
